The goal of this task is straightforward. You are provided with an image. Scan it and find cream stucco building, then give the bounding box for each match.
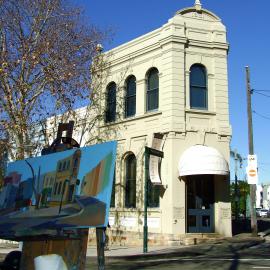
[85,0,232,245]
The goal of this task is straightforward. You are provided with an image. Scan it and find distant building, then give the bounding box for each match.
[262,184,270,209]
[256,184,263,208]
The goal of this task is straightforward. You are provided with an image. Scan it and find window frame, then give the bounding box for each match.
[124,154,137,208]
[125,75,136,118]
[146,68,159,112]
[105,82,117,123]
[190,64,208,110]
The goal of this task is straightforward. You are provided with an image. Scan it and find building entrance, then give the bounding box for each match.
[187,175,214,233]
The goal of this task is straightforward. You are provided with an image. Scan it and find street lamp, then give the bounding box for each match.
[143,133,164,253]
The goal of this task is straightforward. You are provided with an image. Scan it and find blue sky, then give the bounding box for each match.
[76,0,270,184]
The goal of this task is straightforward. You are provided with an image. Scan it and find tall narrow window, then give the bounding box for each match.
[147,68,159,111]
[125,154,136,208]
[125,76,136,117]
[147,181,160,208]
[105,82,116,122]
[110,170,116,208]
[190,64,207,109]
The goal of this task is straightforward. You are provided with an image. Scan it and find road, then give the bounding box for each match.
[86,240,270,270]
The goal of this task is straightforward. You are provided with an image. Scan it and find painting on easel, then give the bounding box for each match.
[0,141,117,240]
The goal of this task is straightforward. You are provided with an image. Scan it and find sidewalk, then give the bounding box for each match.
[0,233,266,258]
[86,233,266,258]
[87,245,184,257]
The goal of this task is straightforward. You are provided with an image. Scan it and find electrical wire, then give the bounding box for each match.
[253,91,270,98]
[253,110,270,120]
[253,89,270,92]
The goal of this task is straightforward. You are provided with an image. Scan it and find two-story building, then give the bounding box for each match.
[81,0,232,245]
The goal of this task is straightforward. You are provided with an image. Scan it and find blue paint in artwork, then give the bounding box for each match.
[0,141,117,238]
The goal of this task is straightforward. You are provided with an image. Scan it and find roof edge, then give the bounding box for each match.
[175,7,221,22]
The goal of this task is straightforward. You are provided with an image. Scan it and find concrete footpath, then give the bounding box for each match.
[0,234,266,258]
[87,245,185,257]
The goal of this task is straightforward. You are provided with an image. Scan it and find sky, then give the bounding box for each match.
[75,0,270,184]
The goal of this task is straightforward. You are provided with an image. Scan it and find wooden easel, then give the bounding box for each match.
[20,230,89,270]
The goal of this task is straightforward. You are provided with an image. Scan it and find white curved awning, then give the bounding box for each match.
[178,145,229,176]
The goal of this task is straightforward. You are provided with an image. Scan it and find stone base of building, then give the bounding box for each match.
[87,229,225,247]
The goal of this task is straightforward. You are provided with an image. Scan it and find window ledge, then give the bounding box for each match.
[109,208,161,213]
[185,109,216,115]
[101,111,162,128]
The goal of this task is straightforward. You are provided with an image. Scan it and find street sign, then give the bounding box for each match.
[246,154,258,185]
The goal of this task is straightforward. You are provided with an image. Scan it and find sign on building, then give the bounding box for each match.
[149,133,164,185]
[246,154,258,185]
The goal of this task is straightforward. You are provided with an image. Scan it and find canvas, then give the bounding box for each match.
[0,141,117,240]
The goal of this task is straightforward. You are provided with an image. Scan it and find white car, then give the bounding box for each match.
[256,209,268,218]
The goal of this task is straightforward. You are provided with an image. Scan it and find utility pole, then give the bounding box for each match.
[245,66,258,235]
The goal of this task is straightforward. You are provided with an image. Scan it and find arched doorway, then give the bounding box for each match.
[178,145,229,233]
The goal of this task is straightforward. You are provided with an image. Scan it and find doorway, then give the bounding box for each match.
[187,175,214,233]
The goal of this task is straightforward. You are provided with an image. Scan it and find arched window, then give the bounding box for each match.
[147,68,159,111]
[125,154,136,208]
[125,76,136,117]
[190,64,207,109]
[105,82,116,122]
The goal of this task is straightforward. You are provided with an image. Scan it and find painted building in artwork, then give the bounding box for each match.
[50,149,81,204]
[40,171,56,207]
[72,0,232,245]
[0,172,22,209]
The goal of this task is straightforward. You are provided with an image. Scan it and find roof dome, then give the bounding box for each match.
[178,145,229,176]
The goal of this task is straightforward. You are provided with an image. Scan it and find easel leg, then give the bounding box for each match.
[96,228,105,270]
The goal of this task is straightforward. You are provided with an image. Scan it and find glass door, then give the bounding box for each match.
[187,175,214,233]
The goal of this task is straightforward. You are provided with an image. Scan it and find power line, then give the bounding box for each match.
[253,110,270,120]
[252,89,270,92]
[253,91,270,98]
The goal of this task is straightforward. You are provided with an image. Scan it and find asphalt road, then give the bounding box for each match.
[86,240,270,270]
